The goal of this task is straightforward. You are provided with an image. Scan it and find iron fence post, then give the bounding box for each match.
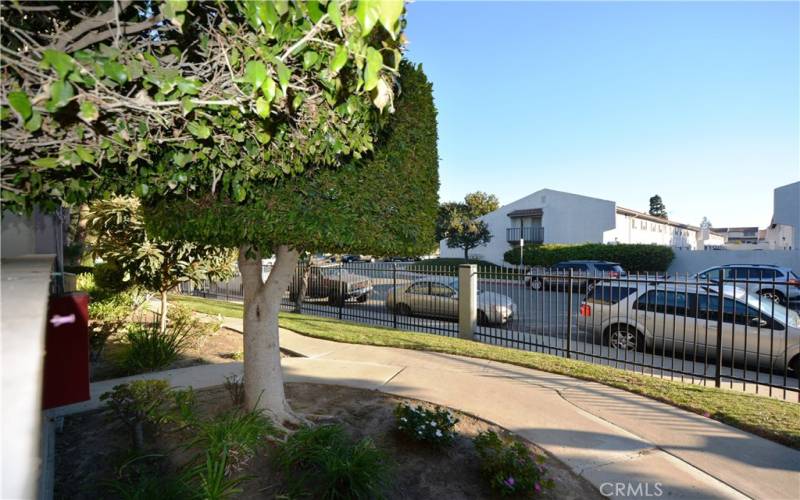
[392,263,398,329]
[715,269,724,388]
[566,268,573,359]
[338,265,344,320]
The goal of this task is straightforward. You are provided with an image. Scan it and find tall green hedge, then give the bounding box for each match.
[504,243,675,273]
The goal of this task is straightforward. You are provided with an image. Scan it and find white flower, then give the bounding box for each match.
[400,417,407,422]
[430,421,437,427]
[435,429,443,437]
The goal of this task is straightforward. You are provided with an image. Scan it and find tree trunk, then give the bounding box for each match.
[239,244,301,424]
[71,203,90,265]
[464,247,469,261]
[159,290,168,334]
[293,255,311,313]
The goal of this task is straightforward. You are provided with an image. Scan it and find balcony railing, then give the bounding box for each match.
[506,227,544,244]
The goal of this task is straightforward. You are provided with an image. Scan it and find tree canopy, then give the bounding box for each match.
[145,60,439,256]
[648,195,668,219]
[1,0,405,213]
[436,191,498,260]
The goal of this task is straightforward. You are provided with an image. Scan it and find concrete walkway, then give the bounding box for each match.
[56,322,800,500]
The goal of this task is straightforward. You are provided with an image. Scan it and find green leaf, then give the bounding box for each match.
[41,49,75,79]
[233,185,247,202]
[243,61,268,90]
[187,121,212,139]
[377,0,404,35]
[0,107,10,121]
[47,81,74,111]
[78,101,99,122]
[303,51,319,69]
[356,0,380,36]
[103,60,129,85]
[176,78,201,95]
[372,78,391,112]
[328,0,342,30]
[8,91,32,120]
[363,47,383,91]
[307,1,325,22]
[24,111,42,132]
[180,97,196,116]
[261,78,276,103]
[330,45,348,74]
[255,130,271,144]
[163,0,188,28]
[31,157,59,169]
[255,97,270,118]
[75,146,95,164]
[275,60,291,94]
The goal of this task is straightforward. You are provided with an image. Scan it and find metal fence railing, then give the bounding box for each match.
[178,262,800,400]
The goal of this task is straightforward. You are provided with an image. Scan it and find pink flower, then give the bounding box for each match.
[703,412,711,418]
[534,482,542,493]
[503,477,515,488]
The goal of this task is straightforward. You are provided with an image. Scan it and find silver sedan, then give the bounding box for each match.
[386,276,517,325]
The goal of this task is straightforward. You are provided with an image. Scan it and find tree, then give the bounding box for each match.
[87,197,236,333]
[649,195,668,219]
[1,1,422,425]
[146,62,438,423]
[700,217,712,230]
[436,191,498,260]
[445,215,492,261]
[463,191,499,218]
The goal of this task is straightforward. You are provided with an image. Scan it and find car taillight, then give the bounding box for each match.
[609,271,619,278]
[580,303,592,316]
[788,278,800,286]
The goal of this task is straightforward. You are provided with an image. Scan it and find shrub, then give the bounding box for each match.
[394,403,459,446]
[104,453,191,500]
[223,374,246,406]
[188,452,248,500]
[473,431,554,497]
[121,316,198,374]
[190,409,275,474]
[100,380,172,450]
[78,271,139,360]
[276,425,390,499]
[503,243,674,273]
[94,261,132,293]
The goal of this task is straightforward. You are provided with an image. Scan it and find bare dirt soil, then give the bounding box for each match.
[55,383,601,500]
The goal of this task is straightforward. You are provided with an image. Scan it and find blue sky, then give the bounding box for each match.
[403,1,799,228]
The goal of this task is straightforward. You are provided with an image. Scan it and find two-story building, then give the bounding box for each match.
[439,188,723,266]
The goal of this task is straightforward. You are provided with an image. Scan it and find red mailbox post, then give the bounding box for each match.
[42,293,90,409]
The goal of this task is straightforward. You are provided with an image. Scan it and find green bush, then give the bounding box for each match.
[100,380,172,450]
[276,425,390,499]
[473,431,554,497]
[93,261,132,293]
[504,243,674,273]
[394,403,459,446]
[190,409,275,474]
[121,317,197,374]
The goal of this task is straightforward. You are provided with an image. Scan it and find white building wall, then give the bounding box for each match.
[603,213,697,249]
[439,189,616,266]
[773,181,800,249]
[668,249,800,275]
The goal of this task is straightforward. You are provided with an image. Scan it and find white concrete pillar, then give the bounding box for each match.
[458,264,477,340]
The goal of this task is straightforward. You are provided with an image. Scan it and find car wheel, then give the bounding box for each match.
[759,290,786,305]
[478,310,490,326]
[606,325,644,351]
[356,293,369,303]
[396,303,412,316]
[529,278,543,291]
[788,354,799,375]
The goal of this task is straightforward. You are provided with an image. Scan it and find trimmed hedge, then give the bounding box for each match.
[503,243,674,273]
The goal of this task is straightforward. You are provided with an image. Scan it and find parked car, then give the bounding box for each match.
[580,281,800,373]
[288,264,373,306]
[386,276,517,325]
[525,260,626,291]
[340,254,377,263]
[692,264,800,307]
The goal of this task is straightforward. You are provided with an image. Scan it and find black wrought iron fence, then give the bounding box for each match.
[178,262,799,400]
[476,266,799,400]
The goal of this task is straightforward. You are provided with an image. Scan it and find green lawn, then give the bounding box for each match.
[173,294,800,450]
[408,258,523,280]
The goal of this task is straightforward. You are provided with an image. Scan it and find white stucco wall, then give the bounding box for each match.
[603,213,697,249]
[439,189,616,266]
[773,181,800,249]
[668,249,800,275]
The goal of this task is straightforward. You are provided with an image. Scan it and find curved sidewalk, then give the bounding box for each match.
[57,325,800,500]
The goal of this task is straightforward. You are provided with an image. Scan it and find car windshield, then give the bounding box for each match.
[594,263,624,273]
[743,293,799,328]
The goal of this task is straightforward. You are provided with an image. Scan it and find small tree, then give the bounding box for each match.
[649,195,668,219]
[445,215,493,261]
[437,191,498,260]
[700,217,712,231]
[87,197,236,333]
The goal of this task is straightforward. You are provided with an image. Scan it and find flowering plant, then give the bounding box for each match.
[473,431,554,497]
[394,403,459,446]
